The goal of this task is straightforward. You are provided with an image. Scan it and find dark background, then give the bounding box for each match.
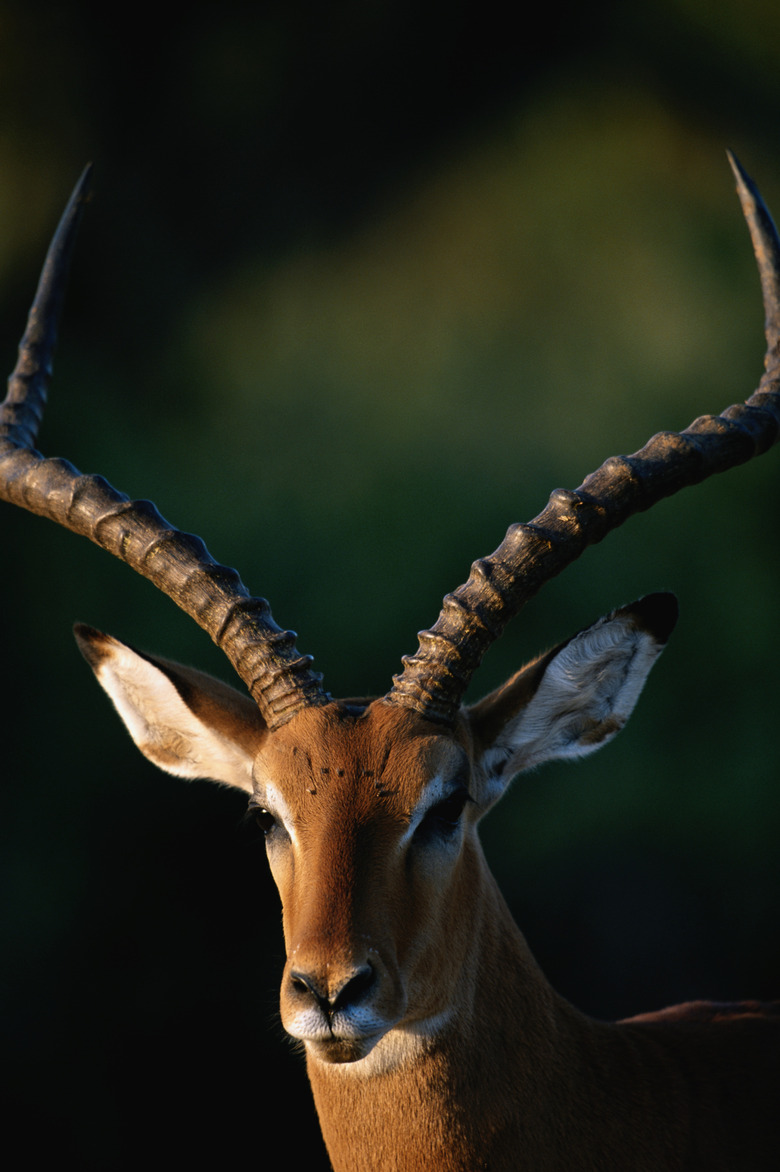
[2,2,780,1166]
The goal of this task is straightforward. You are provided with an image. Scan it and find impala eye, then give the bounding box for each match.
[415,787,472,843]
[251,807,277,836]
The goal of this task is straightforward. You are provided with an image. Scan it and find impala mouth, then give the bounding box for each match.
[284,1005,395,1063]
[306,1030,386,1064]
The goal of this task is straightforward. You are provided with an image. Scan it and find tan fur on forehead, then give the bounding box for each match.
[262,701,470,808]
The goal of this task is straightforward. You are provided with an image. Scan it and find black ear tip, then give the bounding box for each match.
[73,621,111,666]
[632,592,679,643]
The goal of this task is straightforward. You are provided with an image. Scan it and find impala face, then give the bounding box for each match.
[252,704,480,1063]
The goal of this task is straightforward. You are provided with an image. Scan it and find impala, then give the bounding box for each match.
[2,155,779,1171]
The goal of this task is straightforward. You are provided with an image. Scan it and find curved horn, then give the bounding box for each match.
[386,152,780,725]
[0,167,328,729]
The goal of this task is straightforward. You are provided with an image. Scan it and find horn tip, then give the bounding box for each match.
[726,148,756,208]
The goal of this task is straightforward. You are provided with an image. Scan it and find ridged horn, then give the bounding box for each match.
[0,166,329,729]
[386,152,780,725]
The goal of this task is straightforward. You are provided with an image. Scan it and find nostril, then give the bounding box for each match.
[289,969,325,1006]
[332,964,375,1013]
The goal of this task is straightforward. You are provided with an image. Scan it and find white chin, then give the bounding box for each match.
[304,1031,385,1065]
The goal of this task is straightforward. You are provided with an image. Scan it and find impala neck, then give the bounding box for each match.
[304,849,602,1171]
[303,846,777,1172]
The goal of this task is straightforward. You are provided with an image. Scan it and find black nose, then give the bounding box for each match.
[288,963,376,1018]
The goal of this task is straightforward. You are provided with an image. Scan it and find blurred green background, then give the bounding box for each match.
[2,1,780,1166]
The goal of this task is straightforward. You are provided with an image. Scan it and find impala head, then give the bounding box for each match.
[2,156,779,1069]
[74,593,676,1063]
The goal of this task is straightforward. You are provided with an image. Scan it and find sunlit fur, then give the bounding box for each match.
[75,598,780,1171]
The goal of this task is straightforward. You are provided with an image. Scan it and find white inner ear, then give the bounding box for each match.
[480,612,666,793]
[93,642,256,792]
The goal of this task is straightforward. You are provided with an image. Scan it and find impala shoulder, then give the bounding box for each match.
[623,999,780,1027]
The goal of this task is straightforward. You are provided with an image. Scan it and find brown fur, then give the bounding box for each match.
[75,606,780,1170]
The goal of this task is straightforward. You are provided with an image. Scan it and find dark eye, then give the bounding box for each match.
[252,807,277,836]
[415,788,471,842]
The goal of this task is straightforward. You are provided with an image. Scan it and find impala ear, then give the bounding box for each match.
[74,624,267,792]
[468,593,678,805]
